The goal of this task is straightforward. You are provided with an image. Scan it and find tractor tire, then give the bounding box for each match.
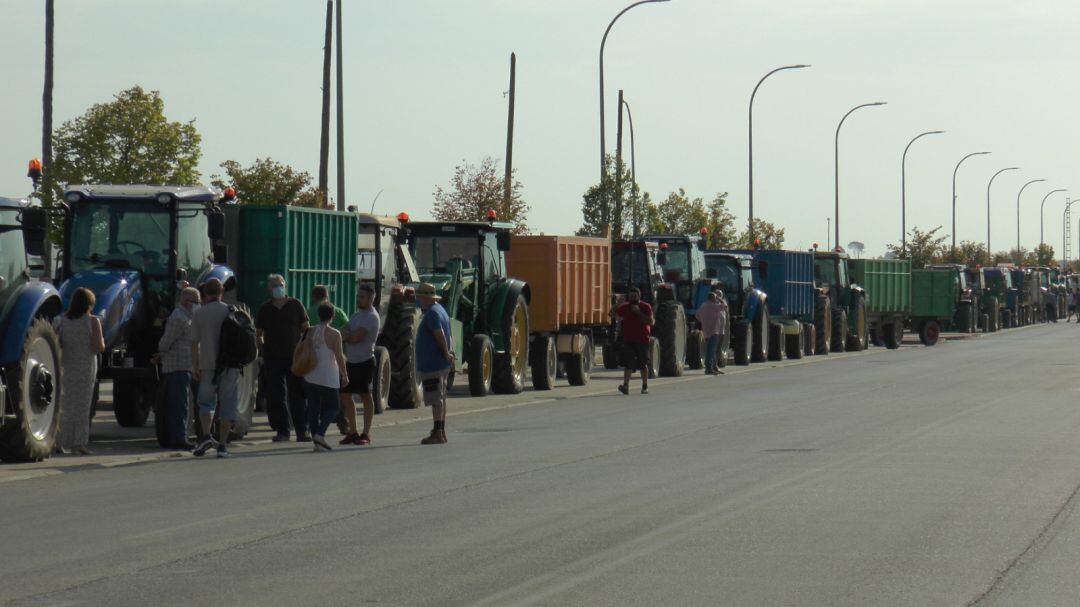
[230,357,259,440]
[492,294,529,395]
[883,320,903,350]
[989,298,1000,332]
[814,295,831,355]
[565,335,592,387]
[869,324,885,348]
[371,346,391,415]
[686,329,705,370]
[718,331,729,368]
[767,322,784,361]
[831,309,848,353]
[114,377,155,428]
[655,301,686,377]
[785,324,804,360]
[647,337,660,379]
[845,297,868,351]
[919,320,941,346]
[601,344,620,370]
[0,319,62,463]
[531,334,557,391]
[980,313,990,333]
[467,334,494,397]
[384,302,422,409]
[732,320,752,366]
[751,307,770,363]
[956,302,973,334]
[1002,309,1013,329]
[802,324,816,357]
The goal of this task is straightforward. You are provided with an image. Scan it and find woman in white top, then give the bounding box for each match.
[57,287,106,454]
[303,302,349,451]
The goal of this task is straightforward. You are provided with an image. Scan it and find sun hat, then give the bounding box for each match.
[416,283,441,299]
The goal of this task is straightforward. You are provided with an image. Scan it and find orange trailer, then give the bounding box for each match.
[505,235,611,389]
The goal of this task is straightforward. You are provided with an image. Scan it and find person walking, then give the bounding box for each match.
[157,287,201,449]
[56,287,105,455]
[309,284,349,330]
[190,278,241,458]
[256,274,309,442]
[301,303,349,452]
[339,283,380,446]
[695,291,728,375]
[1070,288,1079,322]
[415,283,454,445]
[615,287,654,395]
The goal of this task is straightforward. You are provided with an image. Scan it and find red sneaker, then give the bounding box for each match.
[357,434,371,446]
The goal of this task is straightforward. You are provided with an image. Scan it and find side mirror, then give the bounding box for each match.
[212,243,229,265]
[496,231,512,252]
[21,207,48,257]
[207,211,226,241]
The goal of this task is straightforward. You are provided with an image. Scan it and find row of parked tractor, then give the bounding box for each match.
[0,183,1072,462]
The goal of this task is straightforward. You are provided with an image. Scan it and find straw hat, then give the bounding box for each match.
[416,283,441,299]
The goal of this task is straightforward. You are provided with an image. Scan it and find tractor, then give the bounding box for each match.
[703,251,769,365]
[813,250,868,352]
[601,240,667,375]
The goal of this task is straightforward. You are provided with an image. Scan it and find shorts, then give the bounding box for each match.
[420,369,449,408]
[197,368,241,421]
[342,360,375,395]
[622,342,650,370]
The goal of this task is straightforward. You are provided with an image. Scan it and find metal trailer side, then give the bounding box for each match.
[910,269,957,346]
[849,258,910,349]
[745,249,817,360]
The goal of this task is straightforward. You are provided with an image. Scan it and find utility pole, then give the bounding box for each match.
[615,89,624,239]
[334,0,345,210]
[41,0,55,279]
[318,0,333,207]
[503,53,516,209]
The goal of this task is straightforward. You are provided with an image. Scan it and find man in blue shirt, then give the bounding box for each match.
[415,283,454,445]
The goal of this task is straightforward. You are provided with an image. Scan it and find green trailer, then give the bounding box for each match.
[910,268,960,346]
[848,259,910,349]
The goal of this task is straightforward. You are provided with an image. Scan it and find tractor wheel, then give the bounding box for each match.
[814,295,831,355]
[601,344,620,370]
[845,297,868,351]
[785,324,804,360]
[986,298,999,332]
[647,337,660,379]
[371,346,391,415]
[565,335,592,387]
[230,357,259,440]
[686,329,705,370]
[802,324,816,357]
[1002,309,1013,329]
[492,294,529,395]
[869,324,885,348]
[0,319,62,462]
[655,301,686,377]
[467,334,494,397]
[717,331,729,368]
[883,320,903,350]
[751,307,770,363]
[114,377,155,428]
[919,320,941,346]
[732,320,751,366]
[980,313,990,333]
[831,309,848,353]
[531,334,557,391]
[767,322,784,361]
[956,302,973,334]
[384,301,422,409]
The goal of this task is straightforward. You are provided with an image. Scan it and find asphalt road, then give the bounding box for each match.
[3,324,1080,606]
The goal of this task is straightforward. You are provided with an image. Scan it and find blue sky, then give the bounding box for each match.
[3,0,1079,256]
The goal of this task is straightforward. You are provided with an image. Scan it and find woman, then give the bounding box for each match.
[57,287,105,455]
[303,302,348,452]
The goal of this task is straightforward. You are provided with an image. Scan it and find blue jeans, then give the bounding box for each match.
[704,334,719,371]
[197,368,241,421]
[163,371,192,444]
[304,381,339,438]
[262,357,307,436]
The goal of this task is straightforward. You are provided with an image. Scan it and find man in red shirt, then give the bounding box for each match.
[615,287,654,395]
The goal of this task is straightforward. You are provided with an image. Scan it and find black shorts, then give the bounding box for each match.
[622,342,650,370]
[342,360,374,395]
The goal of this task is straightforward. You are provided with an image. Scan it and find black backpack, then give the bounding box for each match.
[217,305,258,372]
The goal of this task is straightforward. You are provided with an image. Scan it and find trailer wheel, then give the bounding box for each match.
[0,319,62,463]
[467,334,494,396]
[647,337,660,379]
[686,329,705,370]
[767,322,784,361]
[565,335,591,387]
[601,344,621,370]
[492,294,529,395]
[919,320,940,346]
[385,301,422,409]
[655,301,686,377]
[751,307,770,363]
[802,324,816,357]
[531,335,556,390]
[732,320,751,366]
[845,297,868,351]
[831,309,848,353]
[814,295,831,355]
[114,377,155,428]
[785,325,804,360]
[883,320,903,350]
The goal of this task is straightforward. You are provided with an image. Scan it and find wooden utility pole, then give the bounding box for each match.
[614,89,624,239]
[42,0,54,177]
[318,0,333,206]
[503,53,516,209]
[334,0,345,210]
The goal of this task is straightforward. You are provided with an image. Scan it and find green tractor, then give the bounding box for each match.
[813,250,869,352]
[403,218,530,397]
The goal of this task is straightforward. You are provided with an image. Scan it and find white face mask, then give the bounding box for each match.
[189,303,201,314]
[271,286,286,298]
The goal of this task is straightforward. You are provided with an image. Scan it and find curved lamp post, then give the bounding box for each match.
[986,167,1018,254]
[950,151,990,250]
[747,64,810,242]
[1016,179,1046,252]
[621,96,639,237]
[834,101,886,249]
[901,130,945,251]
[1039,188,1066,247]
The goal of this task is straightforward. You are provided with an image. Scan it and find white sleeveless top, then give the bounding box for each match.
[305,324,340,389]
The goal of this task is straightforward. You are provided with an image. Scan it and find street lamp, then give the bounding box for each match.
[834,101,885,248]
[747,64,810,242]
[621,96,639,237]
[1039,188,1066,247]
[950,151,990,250]
[901,130,945,251]
[986,167,1018,254]
[1016,178,1046,253]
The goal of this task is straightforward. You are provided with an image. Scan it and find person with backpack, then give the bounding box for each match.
[256,274,310,443]
[190,278,241,458]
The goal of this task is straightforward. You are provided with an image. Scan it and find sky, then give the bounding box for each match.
[2,0,1079,257]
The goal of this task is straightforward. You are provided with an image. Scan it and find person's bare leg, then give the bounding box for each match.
[339,392,358,435]
[359,393,373,436]
[199,412,214,441]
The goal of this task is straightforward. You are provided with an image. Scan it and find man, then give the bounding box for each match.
[158,287,200,449]
[615,287,654,395]
[695,290,728,375]
[256,274,309,442]
[339,283,380,446]
[309,284,350,330]
[415,283,454,445]
[190,279,239,458]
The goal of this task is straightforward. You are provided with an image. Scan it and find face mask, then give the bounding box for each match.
[272,286,286,298]
[189,303,201,314]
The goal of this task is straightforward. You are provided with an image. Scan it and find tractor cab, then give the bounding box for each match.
[926,264,974,305]
[611,240,664,305]
[641,234,717,315]
[356,212,419,320]
[703,251,756,317]
[813,251,862,308]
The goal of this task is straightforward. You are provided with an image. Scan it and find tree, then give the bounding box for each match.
[653,189,708,235]
[432,156,530,234]
[211,159,324,207]
[1035,243,1056,266]
[736,218,785,250]
[705,193,738,249]
[50,86,202,191]
[942,241,991,267]
[887,226,948,269]
[846,241,865,258]
[578,155,636,238]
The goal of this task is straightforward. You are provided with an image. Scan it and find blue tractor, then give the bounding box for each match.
[0,198,64,461]
[56,185,256,440]
[703,251,769,365]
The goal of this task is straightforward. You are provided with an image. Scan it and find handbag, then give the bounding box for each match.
[291,329,317,376]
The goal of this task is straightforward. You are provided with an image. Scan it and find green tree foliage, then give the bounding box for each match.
[211,158,324,207]
[736,218,786,250]
[887,226,948,269]
[653,189,707,235]
[1035,243,1056,266]
[433,156,530,234]
[942,241,991,267]
[578,155,637,238]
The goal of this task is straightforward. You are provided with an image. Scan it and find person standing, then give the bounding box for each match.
[56,287,105,455]
[302,303,349,452]
[339,283,381,446]
[190,278,240,458]
[1070,288,1079,322]
[695,291,728,375]
[157,287,201,449]
[415,283,454,445]
[309,284,350,330]
[256,274,309,442]
[615,287,654,395]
